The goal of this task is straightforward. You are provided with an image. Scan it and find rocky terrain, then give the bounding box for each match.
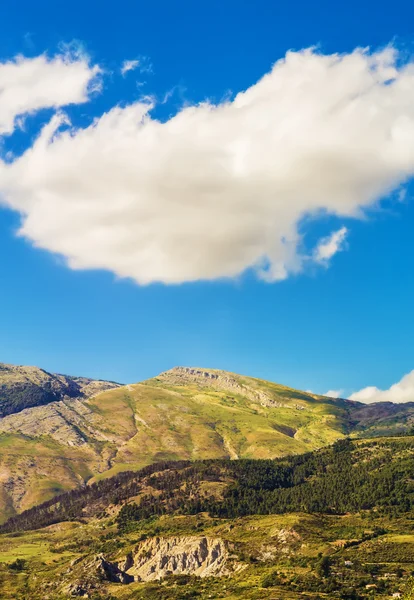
[64,535,230,595]
[0,362,120,418]
[126,535,228,581]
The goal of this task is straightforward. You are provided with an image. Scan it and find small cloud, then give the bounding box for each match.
[323,389,344,398]
[121,59,140,76]
[306,388,343,398]
[349,370,414,404]
[23,32,35,51]
[313,227,348,266]
[162,87,177,104]
[0,52,100,135]
[137,55,153,74]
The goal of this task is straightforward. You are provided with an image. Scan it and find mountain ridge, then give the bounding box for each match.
[0,361,413,523]
[0,361,121,418]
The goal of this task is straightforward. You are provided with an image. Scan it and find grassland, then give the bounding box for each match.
[0,511,413,599]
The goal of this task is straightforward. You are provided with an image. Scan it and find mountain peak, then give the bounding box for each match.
[153,366,298,408]
[159,366,227,380]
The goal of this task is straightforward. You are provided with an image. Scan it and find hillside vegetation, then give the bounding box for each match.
[1,436,413,534]
[0,364,413,522]
[0,437,413,599]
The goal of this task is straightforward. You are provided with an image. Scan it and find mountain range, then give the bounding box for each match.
[0,361,413,523]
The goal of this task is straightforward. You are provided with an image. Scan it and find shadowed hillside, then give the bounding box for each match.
[0,362,120,418]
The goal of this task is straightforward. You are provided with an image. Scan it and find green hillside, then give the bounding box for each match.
[0,436,413,599]
[0,364,413,523]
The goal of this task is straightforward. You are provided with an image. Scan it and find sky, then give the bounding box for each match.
[0,0,414,402]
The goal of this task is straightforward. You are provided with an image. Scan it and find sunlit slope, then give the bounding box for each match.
[0,366,356,520]
[88,366,356,479]
[2,365,413,521]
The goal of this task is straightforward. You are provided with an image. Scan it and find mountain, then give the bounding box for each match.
[0,364,413,523]
[0,362,120,418]
[0,436,413,599]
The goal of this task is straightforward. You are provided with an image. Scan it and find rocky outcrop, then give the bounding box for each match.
[94,554,134,583]
[0,362,120,418]
[64,554,134,596]
[64,536,228,594]
[0,396,121,447]
[157,367,281,408]
[126,536,228,581]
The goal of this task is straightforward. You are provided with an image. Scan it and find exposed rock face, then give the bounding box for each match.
[157,366,281,408]
[127,536,228,581]
[94,554,134,584]
[64,554,135,596]
[0,362,120,418]
[0,397,118,447]
[65,536,228,593]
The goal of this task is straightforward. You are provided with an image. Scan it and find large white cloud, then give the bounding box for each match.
[349,371,414,404]
[0,52,100,135]
[1,45,414,284]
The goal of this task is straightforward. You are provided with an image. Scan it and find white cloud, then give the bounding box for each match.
[313,227,348,265]
[1,46,414,284]
[349,371,414,404]
[323,389,344,398]
[0,52,100,135]
[121,59,140,76]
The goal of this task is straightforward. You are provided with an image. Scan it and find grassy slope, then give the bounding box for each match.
[0,370,355,520]
[0,433,96,521]
[0,367,412,522]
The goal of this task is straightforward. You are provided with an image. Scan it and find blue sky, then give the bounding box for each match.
[0,0,413,401]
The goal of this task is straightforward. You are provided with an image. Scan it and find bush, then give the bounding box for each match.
[261,570,282,588]
[8,558,26,571]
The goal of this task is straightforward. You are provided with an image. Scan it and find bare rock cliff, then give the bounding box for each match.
[127,535,228,581]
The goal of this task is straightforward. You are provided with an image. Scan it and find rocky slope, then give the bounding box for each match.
[72,535,229,590]
[0,363,413,522]
[128,535,228,581]
[0,362,120,418]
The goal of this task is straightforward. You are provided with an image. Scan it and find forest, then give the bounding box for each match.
[2,436,413,534]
